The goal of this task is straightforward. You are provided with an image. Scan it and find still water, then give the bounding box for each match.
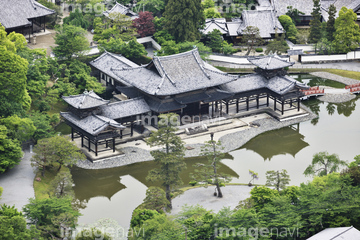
[70,74,360,228]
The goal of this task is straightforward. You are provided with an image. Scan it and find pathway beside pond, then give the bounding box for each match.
[0,148,35,211]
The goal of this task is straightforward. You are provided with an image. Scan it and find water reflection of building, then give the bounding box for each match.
[240,124,309,160]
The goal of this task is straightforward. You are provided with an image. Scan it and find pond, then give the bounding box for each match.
[70,74,360,229]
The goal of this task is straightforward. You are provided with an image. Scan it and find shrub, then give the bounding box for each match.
[189,181,197,186]
[255,48,263,52]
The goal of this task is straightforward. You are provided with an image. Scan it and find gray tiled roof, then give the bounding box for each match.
[306,226,360,240]
[144,96,186,113]
[237,10,284,38]
[115,86,142,98]
[0,0,55,29]
[100,97,150,120]
[89,51,139,85]
[62,90,109,109]
[103,2,138,20]
[60,112,125,136]
[201,18,229,35]
[272,0,314,17]
[322,0,360,21]
[221,73,306,95]
[248,54,294,70]
[112,49,237,96]
[227,21,242,37]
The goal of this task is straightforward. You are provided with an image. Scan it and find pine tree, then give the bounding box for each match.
[326,4,336,42]
[163,0,205,42]
[146,113,186,209]
[309,0,322,43]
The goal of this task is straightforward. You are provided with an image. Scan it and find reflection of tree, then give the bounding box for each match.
[326,103,335,115]
[336,99,357,117]
[311,117,319,125]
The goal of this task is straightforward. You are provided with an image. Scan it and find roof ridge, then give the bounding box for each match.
[156,49,198,60]
[330,226,354,240]
[191,51,211,80]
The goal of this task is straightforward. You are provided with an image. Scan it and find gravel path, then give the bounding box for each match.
[0,148,35,211]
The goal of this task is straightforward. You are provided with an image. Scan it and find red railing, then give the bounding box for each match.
[345,83,360,89]
[303,89,325,95]
[350,87,360,93]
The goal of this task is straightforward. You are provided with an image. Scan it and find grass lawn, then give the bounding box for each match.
[33,164,70,200]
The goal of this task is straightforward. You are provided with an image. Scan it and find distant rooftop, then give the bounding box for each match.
[248,54,294,70]
[236,10,284,38]
[306,226,360,240]
[0,0,55,29]
[103,2,138,20]
[62,90,109,109]
[201,18,228,35]
[272,0,314,17]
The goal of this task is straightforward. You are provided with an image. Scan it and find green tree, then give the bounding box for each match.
[137,0,165,16]
[326,4,336,42]
[265,169,290,191]
[0,205,43,240]
[0,115,36,143]
[304,151,348,177]
[192,138,232,198]
[163,0,205,42]
[28,111,55,141]
[0,24,27,53]
[333,7,360,53]
[309,0,322,43]
[315,38,334,54]
[63,8,90,30]
[0,45,31,111]
[202,0,215,9]
[286,6,304,25]
[146,113,186,209]
[0,125,23,173]
[32,136,85,176]
[204,7,221,18]
[207,29,223,53]
[248,169,258,186]
[130,208,160,228]
[140,187,170,213]
[50,169,75,198]
[242,26,264,56]
[23,197,81,239]
[75,228,112,240]
[279,15,298,43]
[52,24,90,60]
[265,32,289,54]
[250,186,279,210]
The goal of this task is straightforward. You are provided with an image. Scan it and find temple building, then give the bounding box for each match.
[0,0,55,42]
[103,2,138,20]
[61,49,308,158]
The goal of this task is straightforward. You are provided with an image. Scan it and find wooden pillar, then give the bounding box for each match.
[95,141,98,156]
[28,25,31,43]
[112,137,115,152]
[88,137,91,152]
[106,140,108,148]
[236,99,239,113]
[281,100,284,115]
[215,101,218,112]
[297,97,300,111]
[256,95,259,109]
[267,94,269,106]
[120,130,123,139]
[226,101,229,114]
[220,101,223,116]
[43,16,45,32]
[81,135,84,148]
[198,102,201,116]
[290,99,293,107]
[246,97,249,111]
[71,128,74,141]
[130,122,134,137]
[274,97,276,111]
[211,102,214,118]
